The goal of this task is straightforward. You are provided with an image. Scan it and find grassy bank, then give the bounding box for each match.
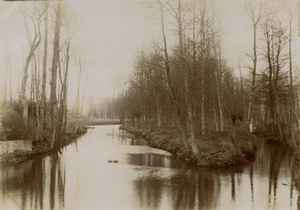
[87,118,121,126]
[0,127,87,164]
[120,125,257,168]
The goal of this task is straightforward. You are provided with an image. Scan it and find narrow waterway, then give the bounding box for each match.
[0,125,298,210]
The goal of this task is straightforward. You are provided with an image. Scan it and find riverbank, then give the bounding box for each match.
[120,125,257,168]
[87,118,121,126]
[0,127,87,164]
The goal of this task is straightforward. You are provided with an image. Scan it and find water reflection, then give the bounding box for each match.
[231,172,236,201]
[171,170,220,210]
[267,145,286,208]
[0,125,298,210]
[249,164,254,202]
[123,153,183,168]
[133,168,221,210]
[0,154,65,210]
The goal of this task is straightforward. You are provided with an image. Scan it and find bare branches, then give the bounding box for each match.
[20,3,44,127]
[246,0,263,26]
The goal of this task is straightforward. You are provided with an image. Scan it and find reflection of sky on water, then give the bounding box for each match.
[0,125,298,210]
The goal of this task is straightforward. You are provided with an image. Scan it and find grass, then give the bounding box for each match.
[120,125,257,168]
[87,118,121,125]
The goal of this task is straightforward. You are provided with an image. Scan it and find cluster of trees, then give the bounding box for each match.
[117,0,244,154]
[1,1,83,149]
[117,0,300,149]
[245,1,300,145]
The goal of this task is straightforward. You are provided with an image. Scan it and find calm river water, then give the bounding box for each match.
[0,125,299,210]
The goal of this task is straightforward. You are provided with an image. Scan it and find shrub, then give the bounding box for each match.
[0,122,6,141]
[1,108,27,140]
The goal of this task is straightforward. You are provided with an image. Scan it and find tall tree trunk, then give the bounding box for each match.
[246,1,262,125]
[176,0,197,154]
[8,52,12,102]
[4,56,8,105]
[40,2,49,141]
[81,76,88,115]
[239,62,246,121]
[20,6,43,128]
[211,12,224,132]
[34,55,41,141]
[247,23,258,125]
[200,0,206,136]
[267,38,275,133]
[50,1,62,148]
[155,93,161,128]
[288,12,295,144]
[200,60,205,136]
[289,13,294,113]
[74,55,84,116]
[157,0,182,129]
[217,46,224,131]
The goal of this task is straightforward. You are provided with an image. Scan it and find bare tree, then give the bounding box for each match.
[174,0,198,153]
[211,0,224,132]
[74,54,85,116]
[50,0,63,148]
[260,14,288,137]
[3,51,12,105]
[245,0,263,127]
[288,9,296,143]
[157,0,178,116]
[50,0,62,129]
[40,1,50,140]
[55,31,72,147]
[20,4,43,126]
[199,0,207,136]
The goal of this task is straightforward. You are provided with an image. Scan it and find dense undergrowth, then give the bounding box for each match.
[0,103,88,164]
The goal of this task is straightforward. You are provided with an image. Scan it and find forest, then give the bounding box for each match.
[115,0,300,152]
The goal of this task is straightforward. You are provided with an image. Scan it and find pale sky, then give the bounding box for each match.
[0,0,300,111]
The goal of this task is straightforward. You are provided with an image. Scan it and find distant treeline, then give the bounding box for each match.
[87,97,117,120]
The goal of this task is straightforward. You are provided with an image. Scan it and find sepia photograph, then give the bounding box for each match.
[0,0,300,209]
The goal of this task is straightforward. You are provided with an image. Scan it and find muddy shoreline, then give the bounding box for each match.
[120,125,257,168]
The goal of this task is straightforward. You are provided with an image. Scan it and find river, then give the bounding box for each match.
[0,125,298,210]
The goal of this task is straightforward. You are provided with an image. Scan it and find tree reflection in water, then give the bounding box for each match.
[231,172,235,201]
[249,164,254,202]
[133,167,220,210]
[131,140,298,210]
[0,153,65,210]
[264,144,286,208]
[0,128,299,210]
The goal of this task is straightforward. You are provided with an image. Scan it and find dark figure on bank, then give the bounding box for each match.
[231,115,237,125]
[238,115,243,122]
